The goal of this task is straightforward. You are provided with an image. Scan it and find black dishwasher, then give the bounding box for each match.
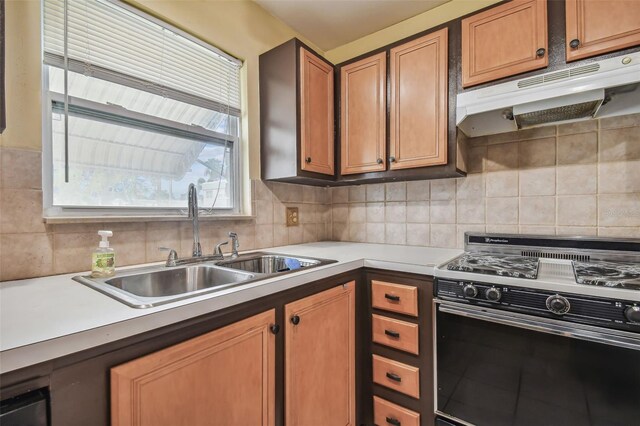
[0,388,49,426]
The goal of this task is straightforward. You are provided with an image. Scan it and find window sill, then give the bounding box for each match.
[43,214,256,224]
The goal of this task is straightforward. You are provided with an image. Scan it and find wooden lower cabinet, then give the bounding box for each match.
[285,281,356,426]
[374,396,420,426]
[111,310,276,426]
[368,272,435,426]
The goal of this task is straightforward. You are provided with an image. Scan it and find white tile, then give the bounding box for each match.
[385,202,406,223]
[386,182,407,201]
[430,224,457,248]
[366,184,385,202]
[406,180,430,201]
[430,200,456,224]
[557,196,596,226]
[406,201,429,223]
[430,179,456,200]
[486,171,519,197]
[366,203,385,223]
[366,223,386,243]
[406,224,429,246]
[385,223,407,245]
[519,168,555,196]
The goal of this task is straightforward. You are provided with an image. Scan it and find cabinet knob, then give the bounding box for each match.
[290,315,300,325]
[536,48,546,57]
[305,157,311,163]
[376,158,383,165]
[386,417,402,426]
[389,156,396,163]
[269,324,280,334]
[570,39,580,49]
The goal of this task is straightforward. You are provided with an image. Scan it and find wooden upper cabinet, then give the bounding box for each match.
[461,0,548,87]
[300,47,335,175]
[111,310,276,426]
[566,0,640,62]
[285,282,356,426]
[340,52,387,175]
[389,28,448,170]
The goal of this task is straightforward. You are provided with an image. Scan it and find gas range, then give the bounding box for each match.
[434,233,640,332]
[433,234,640,426]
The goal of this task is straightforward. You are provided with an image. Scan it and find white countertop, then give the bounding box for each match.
[0,242,461,374]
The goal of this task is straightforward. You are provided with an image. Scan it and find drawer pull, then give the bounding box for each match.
[386,416,401,426]
[386,372,402,382]
[384,329,400,339]
[384,293,400,302]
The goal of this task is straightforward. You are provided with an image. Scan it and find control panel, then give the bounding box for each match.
[436,279,640,333]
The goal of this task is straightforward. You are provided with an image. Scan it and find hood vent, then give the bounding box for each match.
[456,52,640,137]
[517,63,601,89]
[513,89,604,129]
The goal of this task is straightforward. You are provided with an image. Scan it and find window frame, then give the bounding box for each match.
[41,0,245,219]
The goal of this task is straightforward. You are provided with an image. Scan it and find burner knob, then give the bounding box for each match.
[463,284,478,298]
[486,287,502,302]
[624,305,640,324]
[546,295,570,315]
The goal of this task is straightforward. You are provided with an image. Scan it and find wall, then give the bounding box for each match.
[325,0,501,63]
[0,0,328,281]
[329,114,640,249]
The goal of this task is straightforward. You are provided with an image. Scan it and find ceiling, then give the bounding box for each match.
[255,0,451,51]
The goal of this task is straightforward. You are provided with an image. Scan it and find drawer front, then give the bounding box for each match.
[371,281,418,317]
[372,355,420,398]
[373,396,420,426]
[372,314,419,355]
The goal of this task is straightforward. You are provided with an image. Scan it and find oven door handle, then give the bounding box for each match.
[437,302,640,351]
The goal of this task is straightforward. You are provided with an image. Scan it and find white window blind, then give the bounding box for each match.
[43,0,242,115]
[42,0,243,214]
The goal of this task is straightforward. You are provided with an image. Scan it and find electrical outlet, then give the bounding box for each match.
[286,207,299,227]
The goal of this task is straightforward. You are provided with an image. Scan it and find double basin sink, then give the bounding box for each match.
[74,252,336,308]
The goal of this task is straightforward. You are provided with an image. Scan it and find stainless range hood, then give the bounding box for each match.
[457,52,640,137]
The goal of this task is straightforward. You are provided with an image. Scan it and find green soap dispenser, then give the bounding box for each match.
[91,230,116,278]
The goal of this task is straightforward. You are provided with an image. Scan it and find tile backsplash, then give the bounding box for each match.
[1,112,638,281]
[329,113,640,248]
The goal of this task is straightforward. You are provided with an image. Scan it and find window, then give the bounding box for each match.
[42,0,242,216]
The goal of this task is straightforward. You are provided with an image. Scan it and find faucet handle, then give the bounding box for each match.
[228,232,239,258]
[214,241,228,258]
[158,247,178,267]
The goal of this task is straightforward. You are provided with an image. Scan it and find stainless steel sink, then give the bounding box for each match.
[74,264,255,308]
[106,265,254,297]
[74,252,336,308]
[217,253,332,274]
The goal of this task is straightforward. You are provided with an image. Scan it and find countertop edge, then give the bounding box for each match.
[0,259,437,374]
[0,243,457,375]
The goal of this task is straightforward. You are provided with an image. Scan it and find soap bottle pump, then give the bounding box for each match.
[91,230,116,278]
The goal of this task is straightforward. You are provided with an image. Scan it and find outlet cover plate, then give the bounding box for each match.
[286,207,299,227]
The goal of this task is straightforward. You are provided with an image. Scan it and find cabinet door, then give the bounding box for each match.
[285,281,356,426]
[461,0,548,87]
[389,28,448,170]
[340,52,386,175]
[111,310,276,426]
[566,0,640,62]
[300,47,335,175]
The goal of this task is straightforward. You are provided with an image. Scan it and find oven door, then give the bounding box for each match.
[435,300,640,426]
